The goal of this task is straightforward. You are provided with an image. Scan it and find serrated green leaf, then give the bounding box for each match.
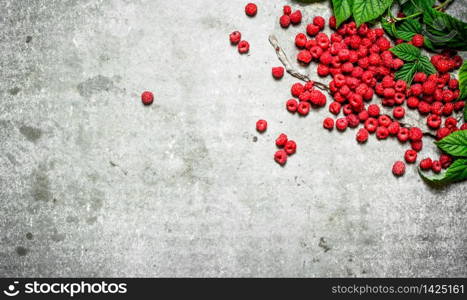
[417,56,436,75]
[352,0,394,26]
[401,0,435,16]
[435,130,467,157]
[419,159,467,185]
[422,8,467,50]
[381,17,396,37]
[459,61,467,101]
[395,19,421,41]
[395,62,417,85]
[332,0,353,28]
[390,43,421,61]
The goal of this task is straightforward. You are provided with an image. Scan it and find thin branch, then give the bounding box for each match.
[268,34,330,94]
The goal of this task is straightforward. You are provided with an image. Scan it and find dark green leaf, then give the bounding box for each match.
[390,43,421,61]
[416,56,436,75]
[401,0,435,16]
[332,0,353,28]
[381,17,396,37]
[422,8,467,50]
[459,61,467,101]
[395,62,417,85]
[419,159,467,184]
[352,0,394,26]
[395,19,421,41]
[435,130,467,157]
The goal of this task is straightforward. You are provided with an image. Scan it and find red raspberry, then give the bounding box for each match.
[376,126,389,139]
[320,52,333,65]
[256,119,267,132]
[405,149,418,163]
[409,127,423,141]
[393,107,405,119]
[394,80,407,92]
[297,101,310,115]
[290,10,302,25]
[280,15,291,28]
[141,91,154,105]
[448,78,459,89]
[404,96,417,109]
[454,101,465,112]
[358,110,369,122]
[272,67,284,79]
[383,88,396,98]
[306,24,320,36]
[419,158,433,170]
[295,33,307,48]
[284,140,297,155]
[392,161,406,177]
[229,31,242,45]
[323,117,334,130]
[397,128,410,143]
[413,72,427,83]
[439,154,452,169]
[392,58,404,70]
[310,46,324,59]
[286,99,298,113]
[411,140,423,152]
[238,40,250,54]
[364,118,378,133]
[341,62,354,73]
[376,37,391,51]
[410,84,423,96]
[274,150,287,166]
[299,91,311,102]
[346,114,360,128]
[245,3,258,17]
[442,102,454,116]
[445,117,458,129]
[422,80,437,95]
[304,81,314,91]
[336,118,348,131]
[435,59,453,73]
[338,49,350,62]
[316,33,330,49]
[367,104,380,117]
[388,121,400,135]
[431,101,443,115]
[313,16,325,29]
[427,114,442,129]
[442,90,455,102]
[329,101,341,115]
[432,160,442,173]
[329,16,337,29]
[369,53,382,66]
[417,101,431,115]
[283,5,292,15]
[275,133,288,147]
[394,93,406,105]
[411,34,424,47]
[297,50,312,65]
[317,64,330,76]
[291,83,304,97]
[310,90,327,107]
[378,115,392,127]
[356,128,369,143]
[461,124,467,130]
[437,127,451,140]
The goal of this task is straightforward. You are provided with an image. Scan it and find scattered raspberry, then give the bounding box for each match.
[245,3,258,17]
[272,67,284,79]
[286,99,298,113]
[437,127,451,140]
[291,83,304,97]
[427,114,442,129]
[411,34,424,47]
[409,127,423,141]
[141,91,154,105]
[419,158,433,170]
[397,128,410,143]
[356,128,369,143]
[297,50,312,65]
[336,118,348,131]
[238,40,250,54]
[368,104,380,117]
[388,121,400,135]
[283,5,292,16]
[229,31,241,45]
[376,126,389,139]
[323,118,334,130]
[364,118,378,133]
[297,101,311,115]
[275,133,288,147]
[284,140,297,155]
[329,16,336,29]
[313,16,325,29]
[280,15,291,28]
[392,161,406,177]
[290,10,302,25]
[393,107,405,119]
[411,140,423,152]
[432,160,442,173]
[256,119,267,133]
[274,150,287,166]
[306,24,320,36]
[404,149,417,164]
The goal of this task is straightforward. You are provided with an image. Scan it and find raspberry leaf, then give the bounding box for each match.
[401,0,435,16]
[416,56,436,75]
[435,130,467,157]
[381,17,397,37]
[459,61,467,100]
[352,0,394,26]
[390,43,420,61]
[422,8,467,50]
[419,159,467,185]
[332,0,353,28]
[395,62,417,85]
[395,19,421,41]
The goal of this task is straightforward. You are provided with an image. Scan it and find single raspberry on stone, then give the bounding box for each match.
[256,119,267,133]
[393,107,405,119]
[419,158,433,170]
[336,118,348,131]
[284,140,297,155]
[329,102,341,115]
[229,31,242,45]
[286,99,298,113]
[439,154,452,169]
[297,50,312,65]
[346,114,360,128]
[141,91,154,105]
[432,160,442,173]
[313,16,325,29]
[290,10,302,25]
[356,128,369,143]
[291,83,304,97]
[368,104,380,117]
[404,149,418,163]
[272,67,284,79]
[411,140,423,152]
[329,16,336,29]
[238,40,250,54]
[323,118,334,130]
[297,101,311,115]
[411,34,424,47]
[388,121,400,136]
[376,126,389,139]
[409,127,423,141]
[295,33,307,48]
[275,133,288,147]
[245,3,258,17]
[274,150,288,166]
[427,114,442,129]
[283,5,292,15]
[378,115,392,128]
[306,24,320,36]
[392,161,406,177]
[397,128,410,143]
[364,118,378,133]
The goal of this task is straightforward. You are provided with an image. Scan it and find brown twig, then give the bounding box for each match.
[268,34,330,94]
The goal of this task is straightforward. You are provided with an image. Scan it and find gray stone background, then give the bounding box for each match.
[0,0,466,277]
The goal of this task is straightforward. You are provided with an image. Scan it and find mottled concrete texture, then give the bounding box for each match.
[0,0,466,277]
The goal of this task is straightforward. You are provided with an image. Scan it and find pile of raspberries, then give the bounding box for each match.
[231,3,466,177]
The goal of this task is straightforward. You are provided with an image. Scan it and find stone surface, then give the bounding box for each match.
[0,0,466,277]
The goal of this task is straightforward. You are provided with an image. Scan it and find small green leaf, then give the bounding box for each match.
[352,0,394,26]
[419,159,467,185]
[332,0,353,28]
[395,62,417,85]
[459,61,467,101]
[422,8,467,50]
[435,130,467,157]
[395,19,421,41]
[390,43,421,61]
[381,18,396,37]
[416,56,436,75]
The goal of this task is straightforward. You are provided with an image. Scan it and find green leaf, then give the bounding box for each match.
[352,0,394,26]
[389,43,421,61]
[381,17,396,37]
[395,19,421,41]
[401,0,435,16]
[416,56,436,75]
[422,8,467,50]
[419,159,467,185]
[435,130,467,157]
[459,61,467,101]
[395,62,417,85]
[332,0,353,28]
